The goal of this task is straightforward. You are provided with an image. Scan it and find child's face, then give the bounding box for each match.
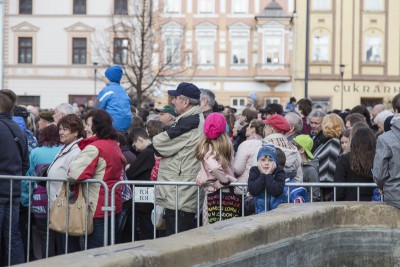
[258,156,275,172]
[340,136,349,152]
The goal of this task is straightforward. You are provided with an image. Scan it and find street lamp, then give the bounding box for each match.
[93,62,98,98]
[340,64,345,111]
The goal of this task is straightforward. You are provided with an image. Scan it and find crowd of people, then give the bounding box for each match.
[1,64,399,265]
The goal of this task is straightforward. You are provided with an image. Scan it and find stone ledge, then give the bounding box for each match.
[20,202,400,267]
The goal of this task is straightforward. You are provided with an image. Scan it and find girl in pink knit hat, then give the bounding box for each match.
[195,113,240,225]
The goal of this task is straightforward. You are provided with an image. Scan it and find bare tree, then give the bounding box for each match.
[94,0,192,108]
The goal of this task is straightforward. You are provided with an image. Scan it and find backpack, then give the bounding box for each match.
[283,179,308,203]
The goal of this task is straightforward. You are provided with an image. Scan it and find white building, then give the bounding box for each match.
[3,0,122,108]
[4,0,294,110]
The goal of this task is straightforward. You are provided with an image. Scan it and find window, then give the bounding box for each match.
[114,0,128,15]
[231,97,246,109]
[17,96,40,106]
[365,36,382,63]
[19,0,32,14]
[231,0,248,14]
[18,37,32,64]
[365,0,382,11]
[165,36,181,65]
[312,35,329,61]
[165,0,181,13]
[197,39,214,65]
[72,38,87,64]
[114,38,129,64]
[313,0,331,10]
[73,0,86,14]
[198,0,214,13]
[265,35,282,64]
[231,38,247,64]
[265,98,280,106]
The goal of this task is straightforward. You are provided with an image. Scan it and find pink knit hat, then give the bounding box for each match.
[204,113,226,139]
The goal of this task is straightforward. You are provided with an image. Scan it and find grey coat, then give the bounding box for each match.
[373,116,400,208]
[302,159,320,201]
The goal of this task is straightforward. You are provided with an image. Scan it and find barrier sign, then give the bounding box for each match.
[134,187,154,203]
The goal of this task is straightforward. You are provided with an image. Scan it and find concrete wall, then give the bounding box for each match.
[20,202,400,267]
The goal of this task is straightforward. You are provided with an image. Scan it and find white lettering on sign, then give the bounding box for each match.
[134,187,155,203]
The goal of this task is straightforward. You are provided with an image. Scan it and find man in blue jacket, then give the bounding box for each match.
[95,65,132,132]
[0,89,29,265]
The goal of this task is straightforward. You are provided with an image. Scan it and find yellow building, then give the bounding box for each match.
[293,0,400,110]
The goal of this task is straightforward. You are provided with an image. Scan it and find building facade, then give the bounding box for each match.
[294,0,400,110]
[3,0,295,110]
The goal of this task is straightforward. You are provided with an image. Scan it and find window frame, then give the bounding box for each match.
[231,0,248,14]
[231,37,248,65]
[19,0,32,14]
[164,0,182,14]
[364,0,383,11]
[114,0,128,15]
[197,38,214,65]
[265,97,280,106]
[72,38,87,65]
[364,35,382,63]
[113,38,130,65]
[231,97,247,109]
[198,0,214,14]
[312,0,331,11]
[264,33,284,65]
[18,37,33,64]
[165,35,182,65]
[312,35,330,62]
[73,0,86,15]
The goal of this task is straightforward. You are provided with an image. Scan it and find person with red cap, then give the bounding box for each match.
[262,114,303,182]
[195,112,239,225]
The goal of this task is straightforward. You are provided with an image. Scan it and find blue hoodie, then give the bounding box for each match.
[95,66,132,131]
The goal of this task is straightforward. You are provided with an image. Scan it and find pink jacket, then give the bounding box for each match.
[196,146,237,193]
[233,138,263,195]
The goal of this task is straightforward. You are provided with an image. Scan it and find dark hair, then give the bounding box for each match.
[86,109,118,140]
[115,131,128,147]
[128,127,149,146]
[275,147,286,168]
[0,89,17,113]
[392,93,400,113]
[349,127,375,178]
[242,108,257,124]
[128,115,145,134]
[57,114,84,138]
[297,98,312,116]
[146,120,164,139]
[345,113,366,127]
[350,105,371,124]
[339,128,351,140]
[39,124,61,147]
[138,108,150,122]
[290,97,297,103]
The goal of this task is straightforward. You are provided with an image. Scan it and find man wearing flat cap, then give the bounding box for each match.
[151,82,204,236]
[38,111,54,132]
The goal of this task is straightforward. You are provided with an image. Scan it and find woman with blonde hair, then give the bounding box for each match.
[195,113,238,225]
[314,113,345,201]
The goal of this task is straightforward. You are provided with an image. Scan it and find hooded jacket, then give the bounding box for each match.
[67,136,124,218]
[152,105,204,213]
[262,133,303,182]
[95,79,132,132]
[373,115,400,208]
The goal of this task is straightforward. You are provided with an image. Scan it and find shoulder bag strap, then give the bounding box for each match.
[0,119,24,160]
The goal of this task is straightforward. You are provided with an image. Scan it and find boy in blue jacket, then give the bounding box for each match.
[248,144,286,213]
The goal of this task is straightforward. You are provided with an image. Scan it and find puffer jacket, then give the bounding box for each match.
[152,105,204,213]
[262,133,303,182]
[373,115,400,208]
[234,137,262,195]
[47,138,82,208]
[67,136,124,218]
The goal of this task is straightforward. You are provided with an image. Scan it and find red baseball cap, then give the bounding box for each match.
[263,114,290,134]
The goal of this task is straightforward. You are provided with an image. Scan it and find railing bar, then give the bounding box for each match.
[175,185,178,234]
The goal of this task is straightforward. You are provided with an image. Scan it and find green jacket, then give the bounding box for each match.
[153,106,204,213]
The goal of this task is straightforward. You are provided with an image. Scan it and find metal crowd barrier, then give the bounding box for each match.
[0,175,109,266]
[109,181,381,245]
[0,175,383,265]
